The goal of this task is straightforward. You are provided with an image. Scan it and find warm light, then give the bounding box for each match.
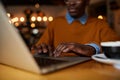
[15,17,19,22]
[7,13,11,17]
[32,29,39,34]
[31,23,36,28]
[35,3,40,8]
[14,22,19,27]
[20,17,25,22]
[98,15,103,20]
[11,17,19,23]
[43,16,47,22]
[37,16,42,22]
[48,16,53,22]
[31,16,36,22]
[11,19,15,23]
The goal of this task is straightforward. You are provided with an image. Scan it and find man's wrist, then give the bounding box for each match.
[86,43,100,54]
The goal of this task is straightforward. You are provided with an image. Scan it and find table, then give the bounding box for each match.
[0,60,120,80]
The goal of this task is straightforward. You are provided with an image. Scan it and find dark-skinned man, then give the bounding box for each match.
[31,0,120,57]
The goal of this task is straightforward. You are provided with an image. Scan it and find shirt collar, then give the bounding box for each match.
[65,12,88,24]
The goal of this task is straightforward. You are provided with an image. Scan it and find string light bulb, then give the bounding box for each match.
[98,15,104,20]
[48,16,53,22]
[35,3,40,8]
[43,16,47,22]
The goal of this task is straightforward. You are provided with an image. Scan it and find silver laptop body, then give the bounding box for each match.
[0,1,90,74]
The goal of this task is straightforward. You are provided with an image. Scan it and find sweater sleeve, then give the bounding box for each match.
[99,20,120,41]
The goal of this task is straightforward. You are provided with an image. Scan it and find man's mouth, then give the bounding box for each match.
[69,8,76,13]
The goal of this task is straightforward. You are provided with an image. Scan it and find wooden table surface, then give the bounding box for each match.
[0,60,120,80]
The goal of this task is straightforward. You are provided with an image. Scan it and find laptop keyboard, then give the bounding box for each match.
[34,56,68,67]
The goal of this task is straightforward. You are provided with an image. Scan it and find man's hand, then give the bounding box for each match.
[53,42,96,57]
[31,43,53,56]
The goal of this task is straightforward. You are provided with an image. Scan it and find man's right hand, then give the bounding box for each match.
[31,43,53,56]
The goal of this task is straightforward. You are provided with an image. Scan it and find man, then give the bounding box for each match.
[31,0,120,57]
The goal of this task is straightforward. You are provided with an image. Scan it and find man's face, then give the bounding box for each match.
[65,0,89,18]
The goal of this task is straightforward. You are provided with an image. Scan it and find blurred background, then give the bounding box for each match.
[1,0,120,48]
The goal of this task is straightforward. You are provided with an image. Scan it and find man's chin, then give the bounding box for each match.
[69,12,78,18]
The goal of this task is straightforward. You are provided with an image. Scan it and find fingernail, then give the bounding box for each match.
[38,50,42,53]
[43,50,47,53]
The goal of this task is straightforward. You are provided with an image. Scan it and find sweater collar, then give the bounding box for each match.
[65,12,88,25]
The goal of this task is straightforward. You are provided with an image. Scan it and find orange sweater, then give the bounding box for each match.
[37,16,120,52]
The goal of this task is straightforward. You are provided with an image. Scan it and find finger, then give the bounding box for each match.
[31,45,37,54]
[48,45,53,57]
[53,44,62,57]
[36,45,42,53]
[31,45,35,50]
[53,43,66,57]
[53,45,61,57]
[55,46,66,57]
[53,44,61,54]
[62,43,74,53]
[63,48,70,52]
[41,43,48,53]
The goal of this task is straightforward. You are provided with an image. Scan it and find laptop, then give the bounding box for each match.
[0,1,91,74]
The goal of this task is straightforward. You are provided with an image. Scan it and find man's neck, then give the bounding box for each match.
[71,12,85,19]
